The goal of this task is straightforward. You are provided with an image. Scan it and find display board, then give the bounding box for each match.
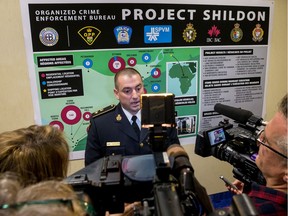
[20,0,274,159]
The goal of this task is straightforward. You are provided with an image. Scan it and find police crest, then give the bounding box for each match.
[78,26,101,45]
[114,26,132,44]
[183,23,197,43]
[230,23,243,42]
[252,24,264,42]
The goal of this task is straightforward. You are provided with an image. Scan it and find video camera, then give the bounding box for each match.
[66,93,203,216]
[195,103,266,186]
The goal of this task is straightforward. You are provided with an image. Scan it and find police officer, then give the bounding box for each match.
[85,68,180,166]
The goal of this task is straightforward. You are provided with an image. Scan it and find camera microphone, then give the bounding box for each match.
[167,144,194,175]
[167,145,214,214]
[214,103,267,126]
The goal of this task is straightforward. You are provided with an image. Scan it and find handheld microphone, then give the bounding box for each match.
[214,103,266,126]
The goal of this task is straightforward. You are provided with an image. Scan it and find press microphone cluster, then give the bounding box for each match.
[214,103,267,126]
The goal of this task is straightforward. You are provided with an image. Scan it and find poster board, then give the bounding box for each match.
[20,0,274,159]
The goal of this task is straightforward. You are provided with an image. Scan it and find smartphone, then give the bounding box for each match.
[219,175,239,190]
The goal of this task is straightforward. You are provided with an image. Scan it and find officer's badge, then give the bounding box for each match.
[252,24,264,42]
[183,23,197,43]
[230,23,243,42]
[116,114,122,121]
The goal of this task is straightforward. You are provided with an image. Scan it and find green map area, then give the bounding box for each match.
[169,62,197,94]
[34,47,200,157]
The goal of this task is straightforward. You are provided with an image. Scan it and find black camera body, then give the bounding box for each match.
[195,104,266,186]
[66,154,155,215]
[66,93,202,216]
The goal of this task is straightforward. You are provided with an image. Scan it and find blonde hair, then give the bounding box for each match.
[15,180,86,216]
[0,125,69,185]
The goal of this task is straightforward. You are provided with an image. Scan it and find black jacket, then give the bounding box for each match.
[85,103,180,166]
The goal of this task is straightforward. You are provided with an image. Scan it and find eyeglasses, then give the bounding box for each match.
[0,199,73,210]
[257,130,288,159]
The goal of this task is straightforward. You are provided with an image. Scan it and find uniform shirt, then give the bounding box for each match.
[248,182,287,216]
[85,103,180,166]
[122,107,141,130]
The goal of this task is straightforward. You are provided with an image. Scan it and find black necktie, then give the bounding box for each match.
[131,116,140,140]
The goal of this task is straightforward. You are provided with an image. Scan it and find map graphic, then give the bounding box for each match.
[34,47,200,158]
[167,61,197,96]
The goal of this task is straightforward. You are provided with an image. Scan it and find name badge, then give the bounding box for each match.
[106,142,121,147]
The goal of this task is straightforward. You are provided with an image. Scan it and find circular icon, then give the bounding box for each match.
[61,105,82,125]
[83,59,93,69]
[108,56,126,73]
[151,68,161,78]
[151,83,160,92]
[127,57,137,66]
[42,81,47,85]
[49,121,64,131]
[142,53,151,63]
[39,27,59,47]
[83,112,92,121]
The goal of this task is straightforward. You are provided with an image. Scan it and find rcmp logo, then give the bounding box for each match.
[252,24,264,42]
[183,23,197,43]
[78,26,101,45]
[39,27,59,46]
[230,23,243,42]
[114,26,132,44]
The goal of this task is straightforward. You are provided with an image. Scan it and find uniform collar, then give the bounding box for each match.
[121,106,141,122]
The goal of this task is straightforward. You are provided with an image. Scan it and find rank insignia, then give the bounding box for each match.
[114,26,132,44]
[116,114,122,121]
[252,24,264,42]
[78,26,101,45]
[230,23,243,42]
[183,23,197,43]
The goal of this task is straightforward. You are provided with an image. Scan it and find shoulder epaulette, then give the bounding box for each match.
[91,104,116,118]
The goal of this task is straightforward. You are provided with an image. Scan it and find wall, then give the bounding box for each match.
[0,0,286,195]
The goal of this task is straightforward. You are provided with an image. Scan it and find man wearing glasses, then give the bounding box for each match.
[227,94,287,215]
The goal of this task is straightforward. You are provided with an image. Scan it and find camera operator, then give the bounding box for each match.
[227,94,287,215]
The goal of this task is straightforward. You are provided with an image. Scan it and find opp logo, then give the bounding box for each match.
[78,26,101,45]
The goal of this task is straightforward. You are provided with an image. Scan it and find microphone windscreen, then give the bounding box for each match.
[214,103,253,124]
[167,144,189,159]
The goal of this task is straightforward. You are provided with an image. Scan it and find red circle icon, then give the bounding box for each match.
[127,57,137,66]
[61,105,82,125]
[108,56,126,73]
[49,121,64,131]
